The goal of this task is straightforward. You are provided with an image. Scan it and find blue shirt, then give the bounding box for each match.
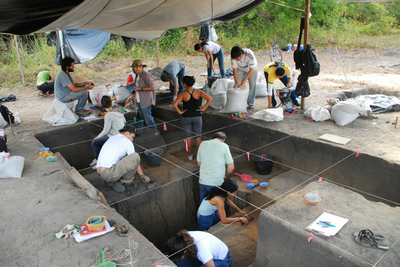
[163,61,184,86]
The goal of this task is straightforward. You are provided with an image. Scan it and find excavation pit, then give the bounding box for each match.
[34,103,400,266]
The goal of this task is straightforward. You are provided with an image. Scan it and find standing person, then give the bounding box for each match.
[96,124,150,193]
[230,46,258,109]
[197,180,249,231]
[54,56,94,116]
[90,95,126,168]
[264,61,301,108]
[166,229,232,267]
[130,59,157,130]
[172,76,213,160]
[160,61,185,102]
[36,69,55,96]
[194,41,225,79]
[197,132,234,201]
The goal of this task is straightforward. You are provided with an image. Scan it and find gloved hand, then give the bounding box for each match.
[173,95,177,102]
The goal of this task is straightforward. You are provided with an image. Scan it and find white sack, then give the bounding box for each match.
[220,88,249,114]
[113,85,131,101]
[304,106,331,122]
[331,101,366,126]
[210,79,231,95]
[255,81,267,97]
[89,85,110,104]
[0,114,7,128]
[251,108,284,122]
[209,93,227,110]
[42,99,79,126]
[0,156,25,178]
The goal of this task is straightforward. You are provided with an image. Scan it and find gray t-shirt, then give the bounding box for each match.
[55,70,74,101]
[163,61,184,86]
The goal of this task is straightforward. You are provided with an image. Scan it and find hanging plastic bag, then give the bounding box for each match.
[210,26,218,42]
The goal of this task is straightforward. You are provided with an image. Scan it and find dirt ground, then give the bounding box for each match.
[0,48,399,266]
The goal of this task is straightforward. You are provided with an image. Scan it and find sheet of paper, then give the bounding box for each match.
[82,114,98,121]
[72,221,114,243]
[305,212,349,237]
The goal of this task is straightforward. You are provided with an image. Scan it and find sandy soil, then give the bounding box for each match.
[0,48,399,266]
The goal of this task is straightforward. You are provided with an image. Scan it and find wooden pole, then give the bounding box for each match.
[156,40,160,67]
[301,0,311,110]
[14,35,25,86]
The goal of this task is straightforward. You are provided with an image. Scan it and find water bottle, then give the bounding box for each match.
[300,45,304,51]
[293,43,298,51]
[287,43,292,51]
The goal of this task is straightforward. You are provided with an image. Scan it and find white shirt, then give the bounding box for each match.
[96,134,135,168]
[203,41,221,55]
[188,231,229,264]
[232,48,257,72]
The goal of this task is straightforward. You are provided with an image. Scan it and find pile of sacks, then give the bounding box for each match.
[304,98,371,126]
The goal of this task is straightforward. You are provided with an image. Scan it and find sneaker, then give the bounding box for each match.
[188,154,193,161]
[75,109,90,116]
[89,159,97,167]
[248,105,255,110]
[139,174,151,183]
[107,181,125,192]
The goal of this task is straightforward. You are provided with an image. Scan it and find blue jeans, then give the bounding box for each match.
[91,136,109,159]
[137,103,157,130]
[199,184,215,202]
[264,73,301,107]
[236,69,257,106]
[175,252,232,267]
[169,67,185,96]
[208,49,225,79]
[59,90,88,112]
[197,210,220,231]
[181,116,202,138]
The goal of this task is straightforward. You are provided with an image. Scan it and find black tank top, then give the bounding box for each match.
[182,89,202,117]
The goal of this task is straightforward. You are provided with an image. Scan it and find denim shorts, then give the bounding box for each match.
[197,210,220,231]
[181,116,202,138]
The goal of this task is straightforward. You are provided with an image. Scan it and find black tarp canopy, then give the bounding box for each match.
[0,0,264,39]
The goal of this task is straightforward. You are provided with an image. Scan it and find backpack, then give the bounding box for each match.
[301,45,320,77]
[199,24,210,41]
[0,105,15,124]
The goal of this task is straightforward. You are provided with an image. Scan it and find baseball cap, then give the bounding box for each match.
[119,123,136,134]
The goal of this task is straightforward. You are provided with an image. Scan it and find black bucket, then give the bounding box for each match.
[252,154,274,175]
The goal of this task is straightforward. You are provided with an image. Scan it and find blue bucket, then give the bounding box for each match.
[144,148,164,167]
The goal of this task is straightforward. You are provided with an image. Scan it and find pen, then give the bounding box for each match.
[317,221,336,227]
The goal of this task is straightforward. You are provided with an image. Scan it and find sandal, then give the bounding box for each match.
[354,230,389,250]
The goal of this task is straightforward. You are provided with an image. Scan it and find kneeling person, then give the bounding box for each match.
[96,124,150,192]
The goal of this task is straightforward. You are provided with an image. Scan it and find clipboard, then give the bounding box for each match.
[305,212,349,237]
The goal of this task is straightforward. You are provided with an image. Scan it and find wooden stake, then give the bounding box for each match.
[156,40,160,67]
[14,35,25,86]
[395,116,398,129]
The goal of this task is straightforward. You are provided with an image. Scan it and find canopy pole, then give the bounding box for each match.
[14,35,25,86]
[300,0,310,110]
[57,30,65,59]
[156,40,160,67]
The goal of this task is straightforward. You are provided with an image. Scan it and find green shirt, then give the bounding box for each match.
[36,71,51,83]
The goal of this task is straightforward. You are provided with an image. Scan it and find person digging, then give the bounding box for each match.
[96,124,150,192]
